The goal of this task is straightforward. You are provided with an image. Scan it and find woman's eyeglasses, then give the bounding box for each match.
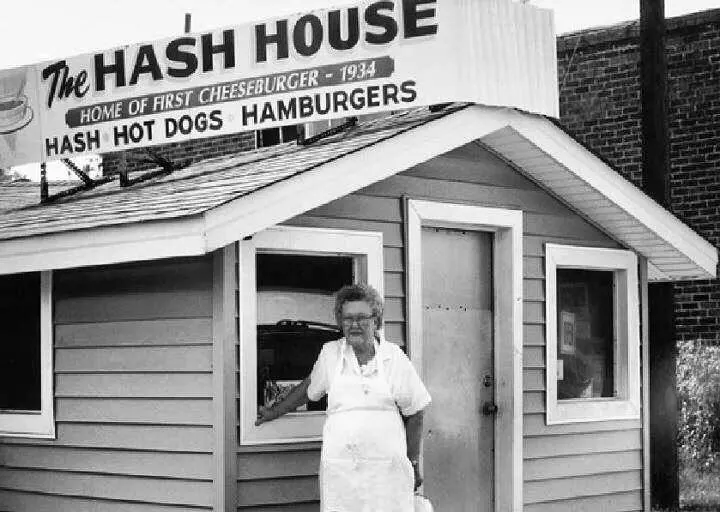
[341,314,375,326]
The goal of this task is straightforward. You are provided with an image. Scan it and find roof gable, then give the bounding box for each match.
[477,112,717,281]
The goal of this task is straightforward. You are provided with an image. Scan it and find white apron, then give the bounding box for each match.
[320,339,414,512]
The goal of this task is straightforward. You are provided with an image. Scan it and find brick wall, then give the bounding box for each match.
[101,131,256,175]
[558,9,720,344]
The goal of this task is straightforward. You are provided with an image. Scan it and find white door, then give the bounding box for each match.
[421,226,494,511]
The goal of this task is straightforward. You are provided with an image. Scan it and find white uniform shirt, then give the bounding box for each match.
[307,337,431,416]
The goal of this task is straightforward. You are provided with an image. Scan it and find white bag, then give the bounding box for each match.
[414,493,434,512]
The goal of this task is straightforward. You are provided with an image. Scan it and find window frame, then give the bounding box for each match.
[255,125,300,148]
[238,226,384,445]
[0,270,55,438]
[545,244,640,425]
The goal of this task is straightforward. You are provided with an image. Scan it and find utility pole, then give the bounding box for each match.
[639,0,679,509]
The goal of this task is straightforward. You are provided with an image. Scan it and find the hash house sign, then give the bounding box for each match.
[0,0,557,168]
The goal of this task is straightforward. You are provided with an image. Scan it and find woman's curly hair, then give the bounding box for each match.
[334,283,384,329]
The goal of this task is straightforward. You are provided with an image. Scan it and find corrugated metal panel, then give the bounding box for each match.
[450,0,558,117]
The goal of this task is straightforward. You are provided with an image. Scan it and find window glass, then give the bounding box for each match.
[256,125,300,148]
[256,253,351,412]
[0,273,41,412]
[556,269,614,400]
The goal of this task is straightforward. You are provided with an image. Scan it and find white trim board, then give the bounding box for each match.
[544,243,641,424]
[639,257,651,512]
[212,245,238,509]
[405,199,523,512]
[0,105,714,283]
[0,217,207,275]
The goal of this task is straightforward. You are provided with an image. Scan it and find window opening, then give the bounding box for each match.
[256,125,300,148]
[256,253,352,412]
[0,272,41,412]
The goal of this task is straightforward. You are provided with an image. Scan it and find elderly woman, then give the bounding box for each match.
[256,283,431,511]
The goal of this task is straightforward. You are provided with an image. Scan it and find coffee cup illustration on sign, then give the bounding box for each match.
[0,69,33,135]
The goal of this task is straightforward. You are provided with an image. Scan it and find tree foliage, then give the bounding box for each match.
[0,167,22,182]
[678,339,720,472]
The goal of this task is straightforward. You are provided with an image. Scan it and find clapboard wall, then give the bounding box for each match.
[235,141,644,510]
[0,257,215,511]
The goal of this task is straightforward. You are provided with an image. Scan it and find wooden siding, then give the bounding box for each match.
[0,257,214,511]
[0,490,211,512]
[237,142,643,510]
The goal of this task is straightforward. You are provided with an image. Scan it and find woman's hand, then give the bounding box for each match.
[404,410,425,490]
[255,405,279,426]
[255,378,312,426]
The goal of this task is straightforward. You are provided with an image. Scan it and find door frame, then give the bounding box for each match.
[405,199,523,512]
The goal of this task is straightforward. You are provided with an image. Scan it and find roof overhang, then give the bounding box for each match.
[0,105,715,282]
[475,107,717,281]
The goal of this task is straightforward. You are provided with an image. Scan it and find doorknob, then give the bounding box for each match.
[482,402,498,415]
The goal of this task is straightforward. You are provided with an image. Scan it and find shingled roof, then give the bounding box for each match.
[0,104,716,281]
[0,180,77,212]
[0,106,460,241]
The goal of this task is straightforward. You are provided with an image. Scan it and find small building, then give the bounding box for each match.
[0,103,716,511]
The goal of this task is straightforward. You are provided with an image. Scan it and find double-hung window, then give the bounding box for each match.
[0,271,54,438]
[545,244,640,424]
[239,226,383,444]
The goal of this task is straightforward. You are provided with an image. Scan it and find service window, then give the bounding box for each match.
[545,244,640,424]
[256,253,351,413]
[0,271,54,438]
[239,226,383,444]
